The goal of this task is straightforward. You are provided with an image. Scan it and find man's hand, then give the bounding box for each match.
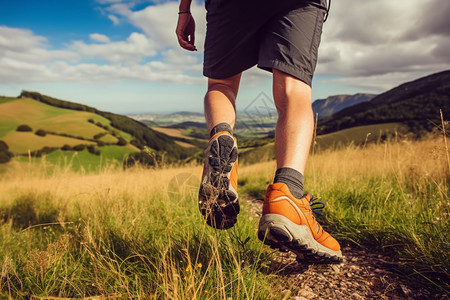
[176,13,197,51]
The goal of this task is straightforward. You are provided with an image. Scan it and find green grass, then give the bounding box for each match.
[0,121,19,139]
[0,136,448,298]
[14,145,137,172]
[314,122,407,150]
[0,167,285,299]
[3,132,97,154]
[0,96,16,104]
[99,145,137,162]
[238,136,449,293]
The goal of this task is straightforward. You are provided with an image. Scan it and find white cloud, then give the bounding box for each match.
[0,24,203,85]
[316,0,450,90]
[51,61,203,84]
[108,14,120,25]
[0,26,46,52]
[162,49,198,65]
[1,0,449,95]
[107,1,207,51]
[71,32,158,63]
[89,33,111,43]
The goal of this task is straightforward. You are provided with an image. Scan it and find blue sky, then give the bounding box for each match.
[1,0,449,114]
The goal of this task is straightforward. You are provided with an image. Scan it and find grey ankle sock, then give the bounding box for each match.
[210,122,233,138]
[273,167,304,198]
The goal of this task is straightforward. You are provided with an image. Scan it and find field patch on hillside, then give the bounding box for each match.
[152,127,195,139]
[314,123,406,150]
[3,132,97,154]
[0,98,112,139]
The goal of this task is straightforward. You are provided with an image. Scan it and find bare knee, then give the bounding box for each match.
[272,69,312,116]
[207,74,241,102]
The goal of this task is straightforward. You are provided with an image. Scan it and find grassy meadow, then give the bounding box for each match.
[0,97,139,160]
[0,133,449,298]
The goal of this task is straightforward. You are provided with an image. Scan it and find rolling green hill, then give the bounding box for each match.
[20,91,192,158]
[238,123,405,165]
[0,92,200,169]
[317,70,450,136]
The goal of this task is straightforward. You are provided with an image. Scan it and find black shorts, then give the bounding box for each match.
[203,0,327,86]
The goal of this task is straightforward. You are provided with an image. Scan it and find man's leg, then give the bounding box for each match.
[257,69,342,262]
[204,73,242,134]
[199,74,241,229]
[273,69,313,173]
[272,69,314,198]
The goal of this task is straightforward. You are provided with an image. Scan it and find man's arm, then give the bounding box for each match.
[176,0,197,51]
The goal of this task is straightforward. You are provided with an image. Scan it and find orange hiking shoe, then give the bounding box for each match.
[198,131,239,229]
[258,183,342,263]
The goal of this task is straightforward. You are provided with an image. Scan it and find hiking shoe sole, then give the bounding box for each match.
[199,133,239,229]
[258,214,343,263]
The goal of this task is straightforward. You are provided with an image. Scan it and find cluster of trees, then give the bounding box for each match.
[61,144,101,155]
[28,147,58,158]
[15,120,127,148]
[16,124,33,132]
[0,141,14,163]
[16,125,47,137]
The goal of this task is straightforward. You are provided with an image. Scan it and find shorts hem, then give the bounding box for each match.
[203,63,255,79]
[258,60,313,86]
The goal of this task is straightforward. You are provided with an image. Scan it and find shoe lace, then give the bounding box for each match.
[308,195,325,216]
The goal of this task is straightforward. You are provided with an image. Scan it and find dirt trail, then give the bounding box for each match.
[246,199,449,300]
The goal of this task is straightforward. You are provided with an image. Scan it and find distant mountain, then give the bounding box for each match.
[317,70,450,136]
[130,111,205,126]
[166,121,207,129]
[168,111,204,117]
[312,93,376,119]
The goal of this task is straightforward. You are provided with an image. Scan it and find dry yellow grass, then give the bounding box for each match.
[239,135,448,191]
[2,135,445,213]
[0,98,52,121]
[308,135,449,195]
[152,127,193,139]
[175,140,196,148]
[0,163,202,208]
[153,127,207,142]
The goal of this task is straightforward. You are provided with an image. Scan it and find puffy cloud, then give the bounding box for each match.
[108,14,120,25]
[316,0,450,91]
[107,1,207,50]
[1,0,448,94]
[0,23,202,85]
[0,27,77,83]
[70,32,158,63]
[89,33,111,43]
[162,49,198,65]
[49,61,204,84]
[0,26,46,52]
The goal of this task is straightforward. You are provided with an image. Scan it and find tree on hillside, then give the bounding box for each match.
[117,137,127,146]
[16,124,33,132]
[35,129,47,136]
[0,140,14,163]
